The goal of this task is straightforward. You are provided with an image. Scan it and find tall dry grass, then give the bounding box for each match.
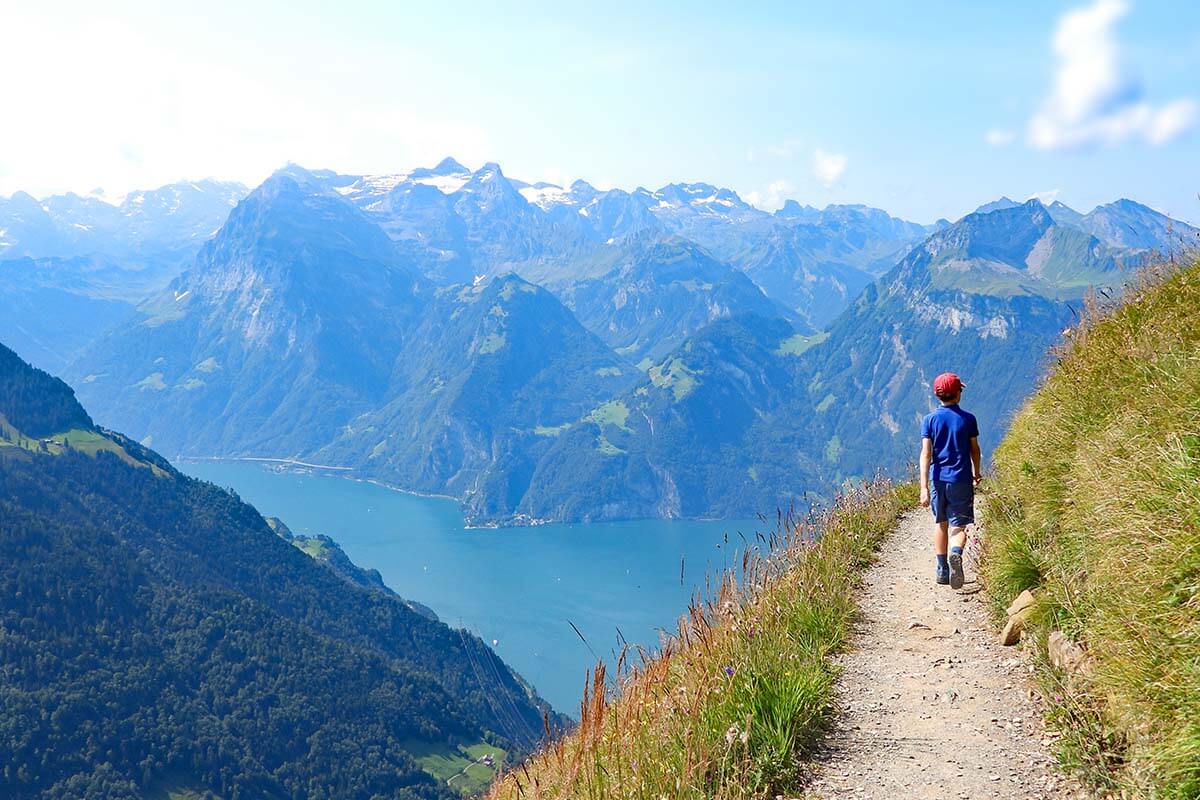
[485,479,916,800]
[982,257,1200,798]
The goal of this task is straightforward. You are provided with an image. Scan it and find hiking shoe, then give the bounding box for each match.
[948,551,964,590]
[935,565,950,585]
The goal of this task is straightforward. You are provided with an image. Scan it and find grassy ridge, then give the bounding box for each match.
[486,479,916,800]
[982,259,1200,798]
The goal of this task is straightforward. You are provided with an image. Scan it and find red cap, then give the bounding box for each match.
[933,372,965,398]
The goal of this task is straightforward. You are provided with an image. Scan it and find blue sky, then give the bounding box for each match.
[2,0,1197,223]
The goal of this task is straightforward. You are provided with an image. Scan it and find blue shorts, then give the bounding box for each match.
[930,479,974,527]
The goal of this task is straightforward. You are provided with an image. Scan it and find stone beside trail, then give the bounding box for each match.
[803,511,1087,800]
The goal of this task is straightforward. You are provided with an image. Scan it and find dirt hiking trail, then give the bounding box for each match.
[804,511,1088,800]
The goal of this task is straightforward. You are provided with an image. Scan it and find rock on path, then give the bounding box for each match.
[803,511,1084,800]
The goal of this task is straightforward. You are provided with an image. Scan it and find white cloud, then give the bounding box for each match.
[985,129,1016,147]
[1028,0,1198,149]
[811,149,847,188]
[1028,188,1062,204]
[744,179,793,211]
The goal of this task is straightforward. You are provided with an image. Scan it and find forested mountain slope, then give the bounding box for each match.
[0,341,561,800]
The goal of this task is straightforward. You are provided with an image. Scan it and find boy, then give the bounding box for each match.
[919,372,981,589]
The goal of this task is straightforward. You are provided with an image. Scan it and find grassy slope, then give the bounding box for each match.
[982,260,1200,798]
[486,480,916,800]
[403,739,509,797]
[0,415,167,476]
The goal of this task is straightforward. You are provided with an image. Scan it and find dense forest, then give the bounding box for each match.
[0,344,561,799]
[0,343,93,437]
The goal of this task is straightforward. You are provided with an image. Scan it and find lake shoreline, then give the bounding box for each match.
[177,455,760,530]
[177,455,461,502]
[174,459,762,713]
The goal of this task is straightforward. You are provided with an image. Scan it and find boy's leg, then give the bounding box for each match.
[930,481,951,584]
[934,522,951,584]
[946,482,974,589]
[934,521,950,555]
[947,526,967,589]
[949,525,967,551]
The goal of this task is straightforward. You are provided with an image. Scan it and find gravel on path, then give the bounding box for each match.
[803,510,1087,800]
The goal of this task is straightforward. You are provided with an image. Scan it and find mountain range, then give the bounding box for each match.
[4,158,1196,524]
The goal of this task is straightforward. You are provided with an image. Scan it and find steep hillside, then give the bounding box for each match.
[554,235,802,364]
[982,259,1200,799]
[0,263,134,375]
[314,272,640,503]
[490,314,807,523]
[736,202,930,327]
[0,341,561,799]
[1076,198,1199,251]
[70,173,429,456]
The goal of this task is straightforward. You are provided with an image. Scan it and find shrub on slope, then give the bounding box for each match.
[983,259,1200,798]
[485,479,916,800]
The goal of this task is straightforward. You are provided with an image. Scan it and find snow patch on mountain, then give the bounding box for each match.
[416,174,471,194]
[519,184,573,209]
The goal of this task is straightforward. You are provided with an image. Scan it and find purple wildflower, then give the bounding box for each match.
[723,665,735,678]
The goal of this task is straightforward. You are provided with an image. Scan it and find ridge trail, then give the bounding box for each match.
[805,510,1085,799]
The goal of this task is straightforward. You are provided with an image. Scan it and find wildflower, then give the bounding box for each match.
[725,725,739,746]
[723,665,735,678]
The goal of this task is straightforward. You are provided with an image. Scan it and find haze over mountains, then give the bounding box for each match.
[3,158,1196,524]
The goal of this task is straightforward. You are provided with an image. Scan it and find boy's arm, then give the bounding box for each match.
[970,437,982,486]
[919,437,932,506]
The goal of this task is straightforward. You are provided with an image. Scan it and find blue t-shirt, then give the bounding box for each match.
[921,404,979,484]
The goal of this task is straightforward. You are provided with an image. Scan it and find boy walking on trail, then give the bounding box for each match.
[919,372,982,589]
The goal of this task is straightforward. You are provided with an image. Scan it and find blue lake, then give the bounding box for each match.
[180,460,768,716]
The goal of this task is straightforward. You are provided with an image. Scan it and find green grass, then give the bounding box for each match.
[403,739,507,797]
[0,420,165,476]
[648,357,699,401]
[776,332,829,356]
[534,423,572,437]
[292,538,331,558]
[477,333,507,354]
[981,259,1200,798]
[823,435,841,464]
[486,479,916,800]
[586,400,631,431]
